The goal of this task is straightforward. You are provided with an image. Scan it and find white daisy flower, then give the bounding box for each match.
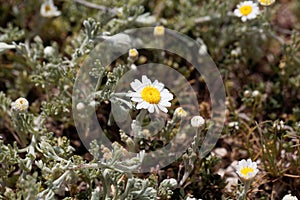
[127,75,173,113]
[191,116,205,128]
[40,0,61,18]
[282,194,298,200]
[11,97,29,112]
[258,0,275,6]
[236,159,259,181]
[234,1,260,22]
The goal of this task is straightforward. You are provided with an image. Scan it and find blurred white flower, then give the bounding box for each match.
[228,121,239,130]
[236,159,259,182]
[40,0,61,18]
[258,0,275,6]
[174,107,187,118]
[273,120,285,130]
[128,48,139,60]
[191,116,205,128]
[231,47,242,57]
[76,102,85,111]
[154,25,165,36]
[234,1,259,22]
[43,46,55,57]
[130,64,137,70]
[11,97,29,112]
[252,90,260,97]
[127,75,173,113]
[243,90,252,98]
[282,194,298,200]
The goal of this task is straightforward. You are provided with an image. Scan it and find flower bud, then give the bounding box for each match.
[174,107,187,118]
[43,46,55,57]
[191,115,205,128]
[11,97,29,112]
[128,48,139,60]
[154,25,165,36]
[76,102,85,111]
[243,90,251,98]
[252,90,260,97]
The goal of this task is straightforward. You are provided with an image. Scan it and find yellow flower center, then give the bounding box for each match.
[239,5,253,16]
[240,167,254,176]
[19,99,24,104]
[140,86,161,104]
[45,4,51,12]
[129,49,138,58]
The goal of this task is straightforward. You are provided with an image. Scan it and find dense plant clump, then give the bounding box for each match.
[0,0,299,199]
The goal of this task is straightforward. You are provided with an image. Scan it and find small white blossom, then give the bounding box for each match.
[191,116,205,128]
[174,107,187,118]
[76,102,85,111]
[236,159,259,182]
[40,0,61,18]
[127,75,173,113]
[128,48,139,60]
[11,97,29,112]
[154,25,165,36]
[282,194,298,200]
[243,90,252,97]
[43,46,55,57]
[231,47,242,57]
[130,64,137,70]
[234,1,259,22]
[228,121,239,130]
[252,90,260,97]
[273,120,285,130]
[258,0,275,6]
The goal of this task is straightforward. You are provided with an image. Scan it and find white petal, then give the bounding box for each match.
[127,92,141,98]
[142,75,151,85]
[148,104,155,113]
[153,105,160,113]
[130,79,142,91]
[153,80,164,91]
[131,97,142,102]
[137,101,150,109]
[246,159,252,165]
[234,9,241,17]
[161,89,173,101]
[158,104,168,113]
[239,159,247,166]
[159,101,171,107]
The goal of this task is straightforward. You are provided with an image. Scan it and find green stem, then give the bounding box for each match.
[136,109,147,124]
[238,181,250,200]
